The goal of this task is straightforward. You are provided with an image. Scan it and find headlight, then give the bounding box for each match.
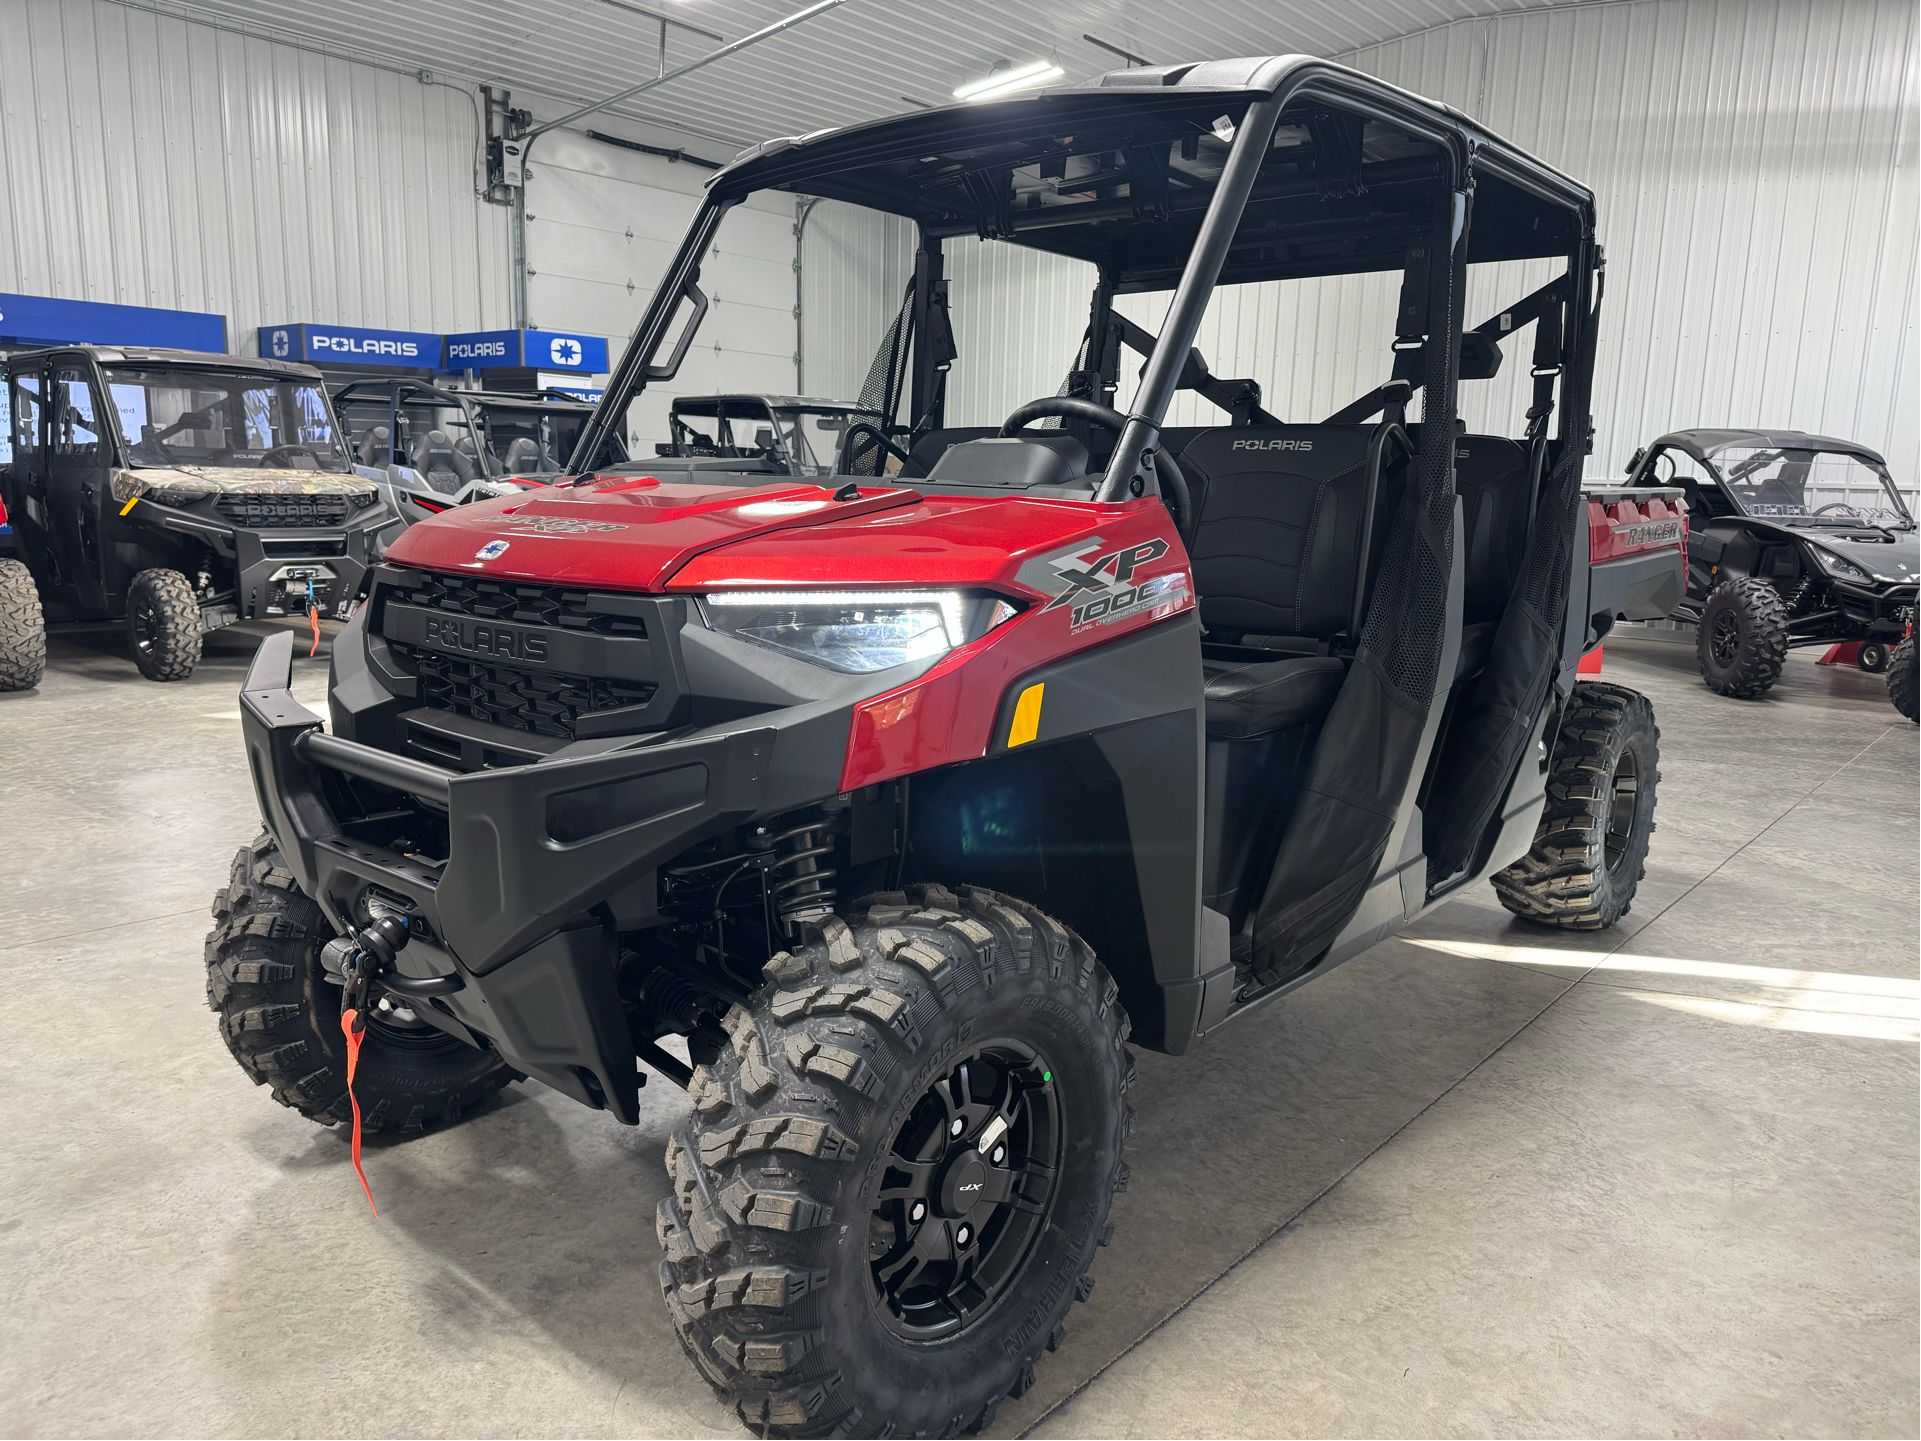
[143,480,220,507]
[1814,547,1873,582]
[703,590,992,673]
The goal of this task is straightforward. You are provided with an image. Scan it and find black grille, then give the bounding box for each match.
[217,493,357,528]
[391,571,649,636]
[392,644,655,740]
[382,568,660,741]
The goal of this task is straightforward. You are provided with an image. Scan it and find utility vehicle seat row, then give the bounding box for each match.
[1181,422,1407,928]
[1409,428,1532,681]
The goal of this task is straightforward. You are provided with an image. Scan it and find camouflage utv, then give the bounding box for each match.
[0,345,393,685]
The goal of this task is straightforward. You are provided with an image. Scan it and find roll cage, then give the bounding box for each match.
[573,55,1597,494]
[1628,430,1914,528]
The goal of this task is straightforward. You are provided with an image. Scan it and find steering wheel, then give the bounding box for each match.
[999,396,1191,544]
[259,443,323,468]
[261,439,324,468]
[840,421,913,476]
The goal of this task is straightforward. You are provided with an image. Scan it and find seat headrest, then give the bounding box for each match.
[502,436,543,472]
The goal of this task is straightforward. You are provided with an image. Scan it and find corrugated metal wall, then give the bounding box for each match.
[1353,0,1919,480]
[800,0,1919,480]
[523,128,798,446]
[0,0,510,349]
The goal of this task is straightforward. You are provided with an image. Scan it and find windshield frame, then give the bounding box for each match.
[1706,446,1915,528]
[332,378,494,478]
[103,361,354,473]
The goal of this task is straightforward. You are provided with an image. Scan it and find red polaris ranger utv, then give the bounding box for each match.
[208,55,1684,1437]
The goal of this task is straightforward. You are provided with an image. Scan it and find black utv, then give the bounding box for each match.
[331,380,610,528]
[209,55,1685,1437]
[0,346,391,686]
[650,393,867,478]
[1625,429,1918,700]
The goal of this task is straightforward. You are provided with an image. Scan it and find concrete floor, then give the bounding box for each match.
[1,625,1914,1439]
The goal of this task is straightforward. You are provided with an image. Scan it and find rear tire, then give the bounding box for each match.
[126,567,203,681]
[205,832,512,1132]
[656,883,1132,1438]
[1695,577,1788,698]
[0,557,47,691]
[1889,636,1919,722]
[1493,682,1660,930]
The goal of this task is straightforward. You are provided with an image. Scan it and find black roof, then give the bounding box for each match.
[1652,429,1890,468]
[713,55,1594,291]
[671,394,861,413]
[6,343,324,382]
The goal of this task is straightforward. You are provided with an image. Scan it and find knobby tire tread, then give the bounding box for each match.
[656,882,1132,1439]
[1491,681,1660,930]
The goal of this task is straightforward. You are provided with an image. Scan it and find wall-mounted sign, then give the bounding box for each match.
[0,292,227,352]
[539,381,606,402]
[259,323,441,369]
[442,329,609,374]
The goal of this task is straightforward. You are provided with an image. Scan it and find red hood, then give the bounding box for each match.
[381,477,1158,596]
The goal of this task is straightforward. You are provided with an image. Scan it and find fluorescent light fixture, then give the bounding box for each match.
[954,58,1063,102]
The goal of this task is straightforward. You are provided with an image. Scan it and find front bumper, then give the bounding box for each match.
[1829,578,1917,630]
[239,628,773,1122]
[137,496,392,619]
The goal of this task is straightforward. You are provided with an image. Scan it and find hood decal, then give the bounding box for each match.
[113,465,376,503]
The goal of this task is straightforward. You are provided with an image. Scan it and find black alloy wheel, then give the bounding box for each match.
[869,1044,1061,1339]
[1707,609,1742,666]
[1603,746,1641,875]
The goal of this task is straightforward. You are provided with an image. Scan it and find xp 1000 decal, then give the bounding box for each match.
[1030,536,1193,634]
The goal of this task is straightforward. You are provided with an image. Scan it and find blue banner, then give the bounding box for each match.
[442,328,609,374]
[0,292,226,352]
[260,323,440,368]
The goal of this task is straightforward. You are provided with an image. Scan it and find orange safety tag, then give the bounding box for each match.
[340,1010,378,1216]
[309,606,322,658]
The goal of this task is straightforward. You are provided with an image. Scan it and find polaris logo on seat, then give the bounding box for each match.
[1231,438,1313,451]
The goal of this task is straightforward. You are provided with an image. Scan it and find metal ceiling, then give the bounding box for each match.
[123,0,1588,153]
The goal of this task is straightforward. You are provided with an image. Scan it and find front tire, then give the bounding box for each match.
[657,883,1133,1438]
[1695,576,1788,698]
[1889,635,1919,722]
[0,557,47,691]
[1493,682,1660,930]
[126,567,203,681]
[205,832,513,1131]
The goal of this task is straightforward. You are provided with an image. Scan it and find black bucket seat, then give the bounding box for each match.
[1177,423,1407,928]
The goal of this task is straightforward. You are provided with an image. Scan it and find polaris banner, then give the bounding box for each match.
[259,323,440,369]
[442,328,609,374]
[0,292,226,352]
